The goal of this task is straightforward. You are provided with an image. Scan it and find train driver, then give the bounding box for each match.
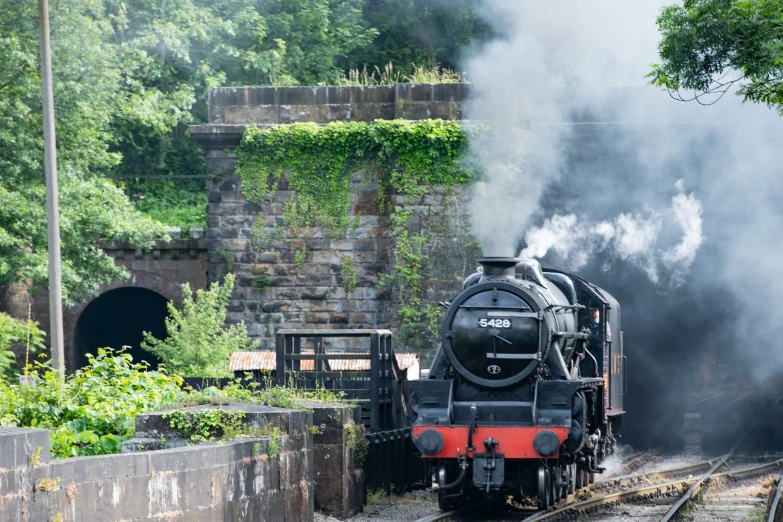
[589,307,612,343]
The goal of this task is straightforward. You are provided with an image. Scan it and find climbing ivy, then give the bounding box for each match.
[236,120,477,236]
[236,119,484,345]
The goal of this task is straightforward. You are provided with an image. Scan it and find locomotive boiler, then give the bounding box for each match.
[409,257,625,509]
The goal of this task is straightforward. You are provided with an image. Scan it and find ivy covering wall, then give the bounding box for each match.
[235,119,484,347]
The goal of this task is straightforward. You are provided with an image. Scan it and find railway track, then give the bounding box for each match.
[415,394,783,522]
[769,475,783,522]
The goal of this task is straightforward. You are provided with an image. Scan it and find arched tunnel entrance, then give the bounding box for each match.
[73,287,169,370]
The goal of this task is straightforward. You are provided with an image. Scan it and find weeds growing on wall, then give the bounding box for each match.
[236,119,484,342]
[0,348,351,458]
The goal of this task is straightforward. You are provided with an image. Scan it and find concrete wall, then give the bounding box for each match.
[0,406,314,522]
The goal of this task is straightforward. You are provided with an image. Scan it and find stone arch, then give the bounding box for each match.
[64,271,183,372]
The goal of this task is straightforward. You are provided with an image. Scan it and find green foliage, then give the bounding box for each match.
[237,119,477,346]
[344,420,368,466]
[237,120,473,235]
[341,257,359,292]
[294,244,307,269]
[344,0,491,77]
[404,63,464,84]
[164,408,247,442]
[0,348,184,458]
[651,0,783,113]
[0,348,353,459]
[215,247,236,275]
[142,274,258,377]
[253,276,272,290]
[125,178,207,231]
[0,312,45,377]
[0,0,172,304]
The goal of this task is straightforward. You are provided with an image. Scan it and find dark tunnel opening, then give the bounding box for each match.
[73,287,168,371]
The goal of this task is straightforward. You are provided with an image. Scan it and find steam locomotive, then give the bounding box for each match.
[409,257,625,509]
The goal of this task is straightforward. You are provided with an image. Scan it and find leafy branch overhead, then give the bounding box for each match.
[650,0,783,113]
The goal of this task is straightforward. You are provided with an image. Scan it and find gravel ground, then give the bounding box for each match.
[689,474,776,522]
[349,490,439,521]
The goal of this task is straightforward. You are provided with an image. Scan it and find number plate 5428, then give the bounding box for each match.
[478,318,511,328]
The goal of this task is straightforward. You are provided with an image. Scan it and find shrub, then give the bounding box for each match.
[0,348,184,458]
[0,312,45,377]
[141,274,259,377]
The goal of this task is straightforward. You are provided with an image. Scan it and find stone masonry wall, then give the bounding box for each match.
[192,85,478,359]
[0,406,313,522]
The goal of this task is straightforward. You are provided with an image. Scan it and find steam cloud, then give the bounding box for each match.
[461,0,783,446]
[520,181,704,286]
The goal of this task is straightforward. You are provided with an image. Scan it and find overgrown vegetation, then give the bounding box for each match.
[0,0,486,301]
[0,348,350,459]
[0,349,185,458]
[124,179,208,232]
[344,420,368,466]
[141,274,258,378]
[335,62,463,86]
[236,119,482,346]
[341,257,360,292]
[0,312,44,378]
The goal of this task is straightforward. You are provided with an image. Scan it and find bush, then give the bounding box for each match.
[141,274,259,377]
[0,350,351,459]
[0,312,45,377]
[0,348,184,458]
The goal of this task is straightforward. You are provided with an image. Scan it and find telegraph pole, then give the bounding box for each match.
[38,0,65,375]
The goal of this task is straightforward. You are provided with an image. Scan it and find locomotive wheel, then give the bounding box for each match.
[568,464,576,495]
[575,468,586,489]
[551,464,563,502]
[537,464,552,509]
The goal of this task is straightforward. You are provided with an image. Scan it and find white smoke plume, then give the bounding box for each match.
[464,1,673,257]
[519,182,703,287]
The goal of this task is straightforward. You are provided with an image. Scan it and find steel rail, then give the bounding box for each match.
[521,476,697,522]
[661,394,783,522]
[596,456,721,487]
[768,475,783,522]
[713,457,783,481]
[602,449,655,479]
[412,501,493,522]
[659,454,730,522]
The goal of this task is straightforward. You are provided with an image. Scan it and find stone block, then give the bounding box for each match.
[217,104,280,124]
[280,104,330,124]
[395,83,433,103]
[0,427,50,470]
[329,312,349,324]
[304,312,329,324]
[311,250,340,264]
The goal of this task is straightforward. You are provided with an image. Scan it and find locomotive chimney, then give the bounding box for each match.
[479,257,520,281]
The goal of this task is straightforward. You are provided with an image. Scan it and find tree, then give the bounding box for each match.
[346,0,490,76]
[0,312,44,377]
[650,0,783,113]
[141,275,258,377]
[0,0,168,305]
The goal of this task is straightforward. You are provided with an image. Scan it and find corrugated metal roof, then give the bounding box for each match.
[229,350,420,372]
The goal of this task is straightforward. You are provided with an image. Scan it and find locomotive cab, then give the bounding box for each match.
[409,257,625,509]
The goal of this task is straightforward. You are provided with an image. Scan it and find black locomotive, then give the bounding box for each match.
[409,257,625,509]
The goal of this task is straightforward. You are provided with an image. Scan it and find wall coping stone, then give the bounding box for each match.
[191,83,470,150]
